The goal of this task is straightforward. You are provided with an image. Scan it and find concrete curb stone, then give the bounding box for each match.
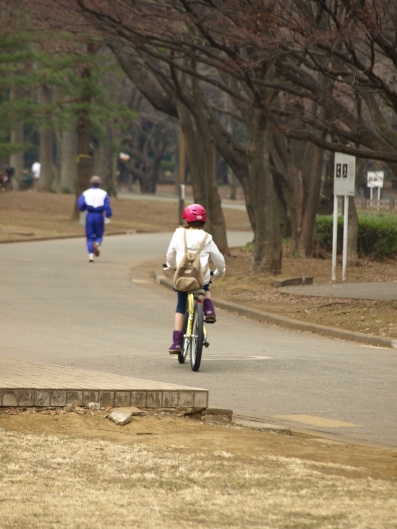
[233,417,292,435]
[154,268,397,350]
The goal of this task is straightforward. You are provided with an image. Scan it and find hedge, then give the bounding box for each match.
[316,214,397,260]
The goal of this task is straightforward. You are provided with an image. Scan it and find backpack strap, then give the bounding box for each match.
[183,229,188,252]
[197,233,210,277]
[196,233,209,254]
[184,230,209,255]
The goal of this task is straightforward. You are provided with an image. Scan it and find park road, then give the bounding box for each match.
[0,233,396,448]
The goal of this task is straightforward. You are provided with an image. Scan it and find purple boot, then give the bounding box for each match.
[168,330,183,354]
[203,299,216,323]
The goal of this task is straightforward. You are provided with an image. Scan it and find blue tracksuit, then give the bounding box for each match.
[77,185,112,253]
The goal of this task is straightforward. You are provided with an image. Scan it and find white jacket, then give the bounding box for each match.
[166,228,226,284]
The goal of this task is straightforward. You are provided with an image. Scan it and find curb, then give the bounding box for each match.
[0,387,208,410]
[154,269,397,350]
[0,231,136,245]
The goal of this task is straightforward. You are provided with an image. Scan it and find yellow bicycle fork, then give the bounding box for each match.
[185,293,207,342]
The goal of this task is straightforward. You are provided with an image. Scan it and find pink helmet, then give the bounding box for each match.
[182,203,207,223]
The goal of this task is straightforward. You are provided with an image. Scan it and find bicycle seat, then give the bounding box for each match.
[191,289,206,297]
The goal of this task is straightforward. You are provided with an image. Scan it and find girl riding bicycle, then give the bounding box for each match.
[166,204,226,354]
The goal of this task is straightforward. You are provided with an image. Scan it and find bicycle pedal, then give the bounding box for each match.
[204,341,210,348]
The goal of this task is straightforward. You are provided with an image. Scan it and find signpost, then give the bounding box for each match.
[367,171,384,210]
[332,153,356,281]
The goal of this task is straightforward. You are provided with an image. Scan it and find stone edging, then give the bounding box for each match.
[0,387,208,409]
[154,269,397,350]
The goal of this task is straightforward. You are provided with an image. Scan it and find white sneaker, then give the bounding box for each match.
[89,253,94,262]
[93,242,100,257]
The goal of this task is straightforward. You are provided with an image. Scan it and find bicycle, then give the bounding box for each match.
[180,287,209,371]
[164,266,211,372]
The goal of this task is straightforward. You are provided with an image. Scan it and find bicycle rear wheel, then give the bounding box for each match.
[178,311,189,364]
[190,302,204,371]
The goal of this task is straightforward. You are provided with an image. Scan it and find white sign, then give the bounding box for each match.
[334,153,356,196]
[367,171,384,188]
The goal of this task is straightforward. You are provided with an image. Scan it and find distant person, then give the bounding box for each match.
[0,165,14,191]
[5,165,14,178]
[77,175,112,263]
[31,160,41,189]
[22,169,34,190]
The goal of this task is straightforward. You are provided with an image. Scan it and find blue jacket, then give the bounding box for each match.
[78,186,112,218]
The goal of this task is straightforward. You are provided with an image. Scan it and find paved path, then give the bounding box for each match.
[1,233,396,448]
[0,355,208,409]
[280,282,397,300]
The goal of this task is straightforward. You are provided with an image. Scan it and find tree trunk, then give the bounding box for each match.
[72,70,93,219]
[177,101,207,207]
[148,150,163,194]
[59,130,78,194]
[10,132,24,190]
[229,169,238,200]
[347,197,359,265]
[317,153,334,215]
[110,152,118,197]
[297,143,324,257]
[140,176,156,194]
[204,136,229,254]
[347,158,366,265]
[37,84,55,192]
[191,83,229,255]
[93,140,110,185]
[139,138,165,194]
[205,103,256,236]
[272,132,304,255]
[74,113,92,198]
[9,86,23,189]
[248,111,282,273]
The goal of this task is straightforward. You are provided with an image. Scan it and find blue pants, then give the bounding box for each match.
[175,283,210,314]
[85,212,104,253]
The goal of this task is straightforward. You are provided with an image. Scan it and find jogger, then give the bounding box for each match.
[77,175,112,262]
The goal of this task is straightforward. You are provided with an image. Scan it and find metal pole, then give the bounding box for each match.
[178,126,185,225]
[342,195,349,281]
[332,194,338,281]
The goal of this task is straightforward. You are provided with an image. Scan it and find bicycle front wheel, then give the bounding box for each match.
[190,302,204,371]
[178,311,189,364]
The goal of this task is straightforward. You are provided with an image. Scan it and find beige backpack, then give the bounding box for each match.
[173,230,209,292]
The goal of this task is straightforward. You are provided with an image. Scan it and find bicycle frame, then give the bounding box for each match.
[185,291,207,342]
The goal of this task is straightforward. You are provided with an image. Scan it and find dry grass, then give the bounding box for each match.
[0,192,250,241]
[212,248,397,339]
[1,426,396,529]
